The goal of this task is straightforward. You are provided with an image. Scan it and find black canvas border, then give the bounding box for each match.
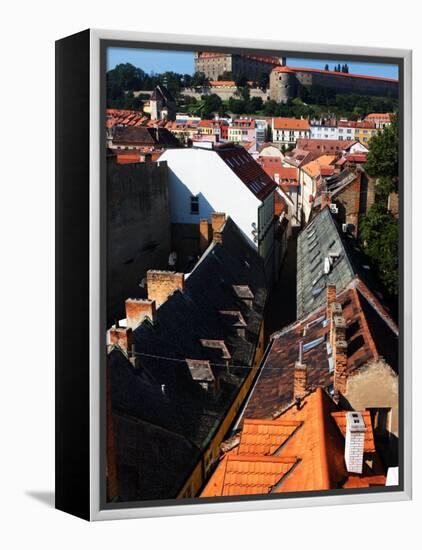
[55,29,91,520]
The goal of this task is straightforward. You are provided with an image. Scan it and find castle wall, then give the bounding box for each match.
[181,86,268,102]
[295,70,398,98]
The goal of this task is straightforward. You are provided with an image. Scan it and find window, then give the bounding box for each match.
[190,195,199,215]
[303,336,325,352]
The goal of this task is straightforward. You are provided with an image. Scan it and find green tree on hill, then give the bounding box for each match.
[360,114,399,297]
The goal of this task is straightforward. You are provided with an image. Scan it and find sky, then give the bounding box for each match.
[106,47,399,80]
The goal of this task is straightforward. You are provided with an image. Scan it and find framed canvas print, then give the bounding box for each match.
[55,29,412,521]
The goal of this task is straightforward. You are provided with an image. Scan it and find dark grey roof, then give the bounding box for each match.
[150,84,175,104]
[112,126,180,147]
[296,206,355,317]
[326,168,358,196]
[109,216,267,501]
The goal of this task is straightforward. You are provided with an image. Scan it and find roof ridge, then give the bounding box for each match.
[351,285,380,361]
[355,278,398,335]
[228,454,298,463]
[243,418,301,426]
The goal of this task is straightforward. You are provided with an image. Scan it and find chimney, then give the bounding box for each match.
[274,173,280,184]
[213,230,223,245]
[211,212,226,236]
[333,339,348,396]
[294,341,307,400]
[199,219,210,253]
[108,326,133,353]
[333,315,347,342]
[125,298,156,329]
[326,283,336,318]
[329,303,343,347]
[344,411,366,474]
[321,191,332,209]
[147,270,184,308]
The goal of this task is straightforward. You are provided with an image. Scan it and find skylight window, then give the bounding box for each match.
[306,315,325,329]
[312,286,324,298]
[310,258,321,272]
[310,251,320,264]
[303,336,325,353]
[312,271,324,286]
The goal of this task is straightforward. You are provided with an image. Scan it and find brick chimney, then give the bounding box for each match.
[321,190,332,209]
[199,219,210,253]
[294,348,307,400]
[147,270,185,308]
[108,326,133,353]
[329,304,343,348]
[344,411,366,474]
[125,298,156,329]
[213,230,223,245]
[333,339,348,396]
[211,212,226,236]
[326,283,337,319]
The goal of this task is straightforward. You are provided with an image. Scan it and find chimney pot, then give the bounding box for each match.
[125,298,157,329]
[147,270,184,308]
[344,411,366,474]
[326,283,337,319]
[211,212,226,236]
[108,326,133,353]
[293,360,307,400]
[333,339,348,396]
[321,191,332,209]
[199,219,210,253]
[213,231,223,245]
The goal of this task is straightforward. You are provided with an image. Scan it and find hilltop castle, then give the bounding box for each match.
[194,51,285,80]
[269,65,398,102]
[193,53,398,103]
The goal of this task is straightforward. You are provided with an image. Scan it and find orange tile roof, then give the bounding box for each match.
[365,113,392,120]
[331,411,375,453]
[273,117,310,131]
[258,157,298,183]
[202,454,298,497]
[238,419,301,456]
[302,154,337,177]
[201,388,385,498]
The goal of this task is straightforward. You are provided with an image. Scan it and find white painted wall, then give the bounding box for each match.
[310,125,339,139]
[338,126,356,140]
[272,126,310,145]
[160,148,262,247]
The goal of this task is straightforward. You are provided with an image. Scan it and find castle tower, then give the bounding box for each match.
[269,66,296,103]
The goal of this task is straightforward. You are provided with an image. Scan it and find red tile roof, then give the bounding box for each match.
[241,278,398,421]
[215,144,276,201]
[346,153,367,163]
[296,139,356,153]
[365,113,392,121]
[257,157,298,183]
